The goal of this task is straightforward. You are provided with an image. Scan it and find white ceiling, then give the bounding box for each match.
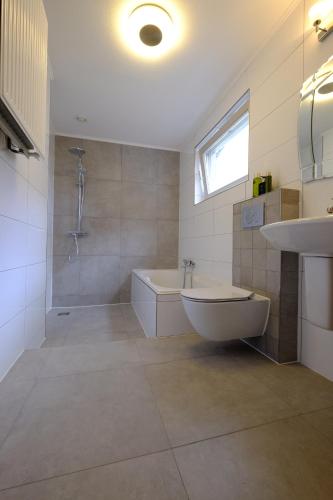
[44,0,296,150]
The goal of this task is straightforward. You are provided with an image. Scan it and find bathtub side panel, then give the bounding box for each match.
[157,300,197,337]
[131,274,157,337]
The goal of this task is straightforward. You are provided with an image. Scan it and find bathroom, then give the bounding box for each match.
[0,0,333,498]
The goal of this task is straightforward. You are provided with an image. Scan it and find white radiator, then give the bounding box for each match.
[0,0,48,157]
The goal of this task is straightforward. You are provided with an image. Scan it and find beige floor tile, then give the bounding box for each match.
[42,336,66,348]
[126,328,145,339]
[0,378,34,446]
[302,406,333,443]
[248,362,333,412]
[121,304,144,332]
[145,356,296,446]
[47,305,127,338]
[174,416,333,500]
[39,340,140,378]
[5,350,50,382]
[0,366,169,490]
[0,451,187,500]
[135,334,247,365]
[63,330,129,346]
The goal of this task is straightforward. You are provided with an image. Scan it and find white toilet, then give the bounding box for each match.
[181,285,270,341]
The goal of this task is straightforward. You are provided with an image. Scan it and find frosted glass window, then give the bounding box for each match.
[195,91,250,204]
[203,112,249,194]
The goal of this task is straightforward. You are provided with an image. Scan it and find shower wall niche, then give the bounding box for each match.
[52,135,180,306]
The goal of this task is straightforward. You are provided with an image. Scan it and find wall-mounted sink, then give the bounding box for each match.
[260,215,333,257]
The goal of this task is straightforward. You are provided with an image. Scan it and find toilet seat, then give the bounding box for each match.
[181,285,254,303]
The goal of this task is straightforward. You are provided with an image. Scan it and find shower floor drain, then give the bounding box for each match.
[57,312,70,317]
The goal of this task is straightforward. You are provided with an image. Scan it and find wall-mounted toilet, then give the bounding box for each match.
[181,285,270,341]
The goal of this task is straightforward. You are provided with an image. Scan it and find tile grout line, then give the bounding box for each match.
[0,376,39,453]
[1,403,333,494]
[141,362,191,500]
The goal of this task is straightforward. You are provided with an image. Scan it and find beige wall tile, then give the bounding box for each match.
[53,257,80,297]
[79,218,120,256]
[158,220,179,257]
[122,146,156,184]
[79,256,120,301]
[156,185,179,220]
[85,179,121,218]
[54,176,76,216]
[121,182,156,220]
[121,219,157,257]
[156,151,180,186]
[81,139,121,181]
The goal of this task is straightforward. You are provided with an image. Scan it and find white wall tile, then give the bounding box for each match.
[28,185,48,229]
[212,183,246,209]
[26,263,46,305]
[214,205,233,235]
[251,46,303,128]
[250,93,299,162]
[0,161,28,223]
[24,295,45,349]
[0,268,26,328]
[0,217,28,271]
[28,157,49,197]
[0,311,25,381]
[212,234,233,263]
[27,227,47,266]
[0,149,28,180]
[194,211,214,237]
[250,137,300,189]
[248,1,304,91]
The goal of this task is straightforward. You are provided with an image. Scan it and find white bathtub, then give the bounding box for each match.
[131,269,219,338]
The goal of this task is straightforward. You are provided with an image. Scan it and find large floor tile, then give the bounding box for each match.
[47,305,127,337]
[135,334,249,365]
[0,366,169,489]
[5,350,50,382]
[302,406,333,443]
[0,451,187,500]
[174,416,333,500]
[145,356,296,446]
[39,340,140,377]
[63,329,129,346]
[42,336,66,348]
[248,362,333,412]
[0,378,34,446]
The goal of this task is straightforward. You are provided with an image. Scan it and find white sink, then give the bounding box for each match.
[260,215,333,256]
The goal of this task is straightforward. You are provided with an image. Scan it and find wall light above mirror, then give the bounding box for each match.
[309,0,333,41]
[299,56,333,182]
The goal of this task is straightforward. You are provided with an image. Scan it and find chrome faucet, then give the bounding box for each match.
[182,259,196,288]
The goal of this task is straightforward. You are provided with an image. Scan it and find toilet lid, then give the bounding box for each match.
[181,285,254,302]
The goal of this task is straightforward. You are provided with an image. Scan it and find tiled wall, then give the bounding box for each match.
[0,139,51,380]
[179,0,333,379]
[233,189,300,363]
[53,136,179,306]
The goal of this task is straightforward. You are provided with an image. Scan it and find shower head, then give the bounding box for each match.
[68,147,86,159]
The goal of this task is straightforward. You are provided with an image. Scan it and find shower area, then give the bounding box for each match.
[52,135,180,307]
[67,147,89,261]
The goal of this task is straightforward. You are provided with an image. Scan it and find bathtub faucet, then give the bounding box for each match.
[182,259,196,288]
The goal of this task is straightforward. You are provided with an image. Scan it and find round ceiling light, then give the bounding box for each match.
[125,3,177,58]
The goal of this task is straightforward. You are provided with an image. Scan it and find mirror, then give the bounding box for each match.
[299,56,333,183]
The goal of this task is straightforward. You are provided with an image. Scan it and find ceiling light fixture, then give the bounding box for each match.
[309,0,333,41]
[122,2,180,59]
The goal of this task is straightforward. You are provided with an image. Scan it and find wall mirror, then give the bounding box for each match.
[299,56,333,183]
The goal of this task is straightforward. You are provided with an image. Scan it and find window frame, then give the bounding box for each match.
[195,91,250,204]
